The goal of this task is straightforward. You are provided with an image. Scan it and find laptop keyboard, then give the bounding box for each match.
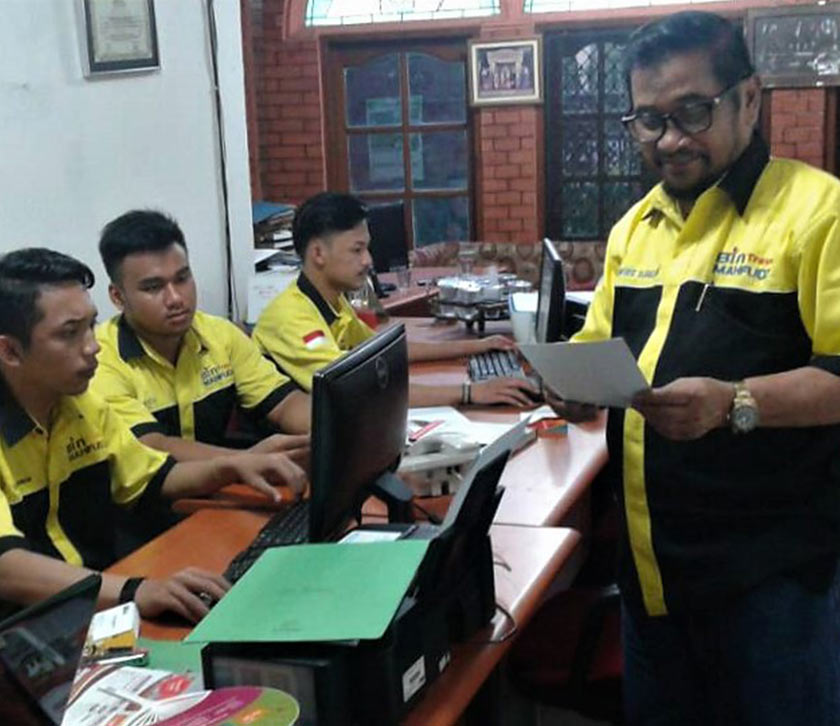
[223,499,310,584]
[468,349,524,381]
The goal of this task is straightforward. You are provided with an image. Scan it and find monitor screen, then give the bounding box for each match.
[0,574,101,726]
[534,238,565,343]
[366,202,407,274]
[309,324,409,541]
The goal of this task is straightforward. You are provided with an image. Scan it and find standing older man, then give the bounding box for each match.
[550,12,840,725]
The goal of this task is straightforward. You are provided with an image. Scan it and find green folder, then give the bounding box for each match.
[186,541,429,644]
[138,637,204,678]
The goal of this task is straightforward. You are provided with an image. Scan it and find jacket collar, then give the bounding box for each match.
[117,314,206,363]
[297,273,337,326]
[0,387,36,446]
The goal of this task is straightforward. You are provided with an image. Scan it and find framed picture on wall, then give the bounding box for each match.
[80,0,160,75]
[468,37,543,106]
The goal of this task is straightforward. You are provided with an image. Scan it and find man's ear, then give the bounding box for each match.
[743,75,762,128]
[108,283,125,312]
[309,238,329,269]
[0,335,24,369]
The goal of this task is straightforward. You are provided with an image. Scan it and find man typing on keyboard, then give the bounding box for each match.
[0,249,306,623]
[253,193,538,408]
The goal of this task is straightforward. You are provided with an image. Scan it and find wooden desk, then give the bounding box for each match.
[106,509,581,726]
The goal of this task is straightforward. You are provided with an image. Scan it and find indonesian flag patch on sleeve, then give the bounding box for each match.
[303,330,327,349]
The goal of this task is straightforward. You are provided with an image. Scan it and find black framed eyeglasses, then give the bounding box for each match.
[621,76,749,144]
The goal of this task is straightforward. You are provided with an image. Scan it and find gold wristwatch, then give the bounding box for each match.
[729,380,759,434]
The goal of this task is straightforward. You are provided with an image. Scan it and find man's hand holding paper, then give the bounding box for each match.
[519,338,649,409]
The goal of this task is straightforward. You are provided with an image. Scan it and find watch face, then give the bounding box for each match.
[732,405,758,432]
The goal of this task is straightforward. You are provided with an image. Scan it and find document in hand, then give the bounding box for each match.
[519,338,649,408]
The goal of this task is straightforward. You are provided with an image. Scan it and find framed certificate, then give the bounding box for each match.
[81,0,159,75]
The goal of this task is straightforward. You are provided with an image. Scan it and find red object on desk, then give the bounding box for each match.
[356,308,379,328]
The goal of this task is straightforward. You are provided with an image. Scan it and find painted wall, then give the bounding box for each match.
[0,0,254,319]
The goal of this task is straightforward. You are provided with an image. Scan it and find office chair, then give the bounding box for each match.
[508,484,623,723]
[367,201,408,274]
[507,583,623,723]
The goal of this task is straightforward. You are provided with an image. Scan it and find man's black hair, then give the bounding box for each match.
[293,192,368,258]
[624,12,755,103]
[0,248,95,348]
[99,210,187,283]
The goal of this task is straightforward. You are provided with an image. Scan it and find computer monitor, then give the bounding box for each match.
[0,574,101,726]
[534,238,566,343]
[309,324,410,541]
[366,202,408,274]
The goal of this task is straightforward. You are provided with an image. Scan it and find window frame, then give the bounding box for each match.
[324,39,475,249]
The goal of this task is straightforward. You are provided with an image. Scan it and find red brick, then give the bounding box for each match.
[498,219,523,231]
[522,192,537,207]
[783,126,819,143]
[485,207,508,219]
[305,145,323,159]
[266,119,304,132]
[482,179,508,192]
[494,165,521,179]
[520,137,536,150]
[772,143,796,157]
[293,105,322,119]
[508,150,533,165]
[494,137,521,152]
[282,132,320,146]
[481,125,508,138]
[796,141,823,157]
[497,191,522,205]
[494,110,521,124]
[509,205,532,219]
[510,179,536,192]
[267,145,306,159]
[281,158,323,172]
[279,77,319,92]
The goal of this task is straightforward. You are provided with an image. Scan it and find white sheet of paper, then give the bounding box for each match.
[519,338,649,408]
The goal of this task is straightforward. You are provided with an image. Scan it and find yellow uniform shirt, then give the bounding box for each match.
[575,135,840,616]
[253,273,375,391]
[92,311,298,444]
[0,389,174,570]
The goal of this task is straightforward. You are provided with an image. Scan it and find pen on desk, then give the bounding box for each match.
[408,419,444,442]
[695,282,712,312]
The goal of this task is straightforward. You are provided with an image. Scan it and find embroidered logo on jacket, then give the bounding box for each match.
[303,330,327,349]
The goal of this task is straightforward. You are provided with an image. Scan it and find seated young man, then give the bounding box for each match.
[0,248,305,621]
[253,193,538,407]
[91,210,310,463]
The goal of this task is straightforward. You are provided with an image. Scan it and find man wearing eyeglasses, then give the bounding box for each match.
[547,11,840,725]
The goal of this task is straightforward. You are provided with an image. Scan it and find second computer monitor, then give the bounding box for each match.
[309,324,409,542]
[366,201,408,274]
[535,238,566,343]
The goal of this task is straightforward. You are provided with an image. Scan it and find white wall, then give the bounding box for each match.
[0,0,253,319]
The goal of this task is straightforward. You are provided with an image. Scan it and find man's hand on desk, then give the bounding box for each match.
[207,452,308,502]
[135,567,230,623]
[249,433,310,465]
[473,377,540,408]
[544,387,599,423]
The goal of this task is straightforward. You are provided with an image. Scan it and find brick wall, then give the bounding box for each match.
[769,89,826,170]
[244,1,836,241]
[476,107,541,242]
[248,0,325,204]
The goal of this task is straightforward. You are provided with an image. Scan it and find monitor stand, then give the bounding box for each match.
[370,471,414,523]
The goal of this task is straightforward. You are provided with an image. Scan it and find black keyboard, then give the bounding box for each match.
[223,499,310,584]
[468,349,525,381]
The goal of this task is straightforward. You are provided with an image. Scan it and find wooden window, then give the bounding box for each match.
[325,43,472,248]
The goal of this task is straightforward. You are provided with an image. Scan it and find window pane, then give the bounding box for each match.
[562,119,598,177]
[561,44,598,114]
[604,42,629,113]
[345,54,401,128]
[604,119,640,176]
[413,196,470,246]
[562,182,599,238]
[408,53,466,125]
[525,0,728,11]
[349,134,405,192]
[410,131,468,190]
[308,0,500,26]
[604,181,643,231]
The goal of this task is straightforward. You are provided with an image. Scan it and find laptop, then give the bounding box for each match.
[0,574,101,726]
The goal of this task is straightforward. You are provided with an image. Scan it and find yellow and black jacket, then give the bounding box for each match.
[0,390,174,570]
[93,311,298,445]
[253,273,375,391]
[576,135,840,616]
